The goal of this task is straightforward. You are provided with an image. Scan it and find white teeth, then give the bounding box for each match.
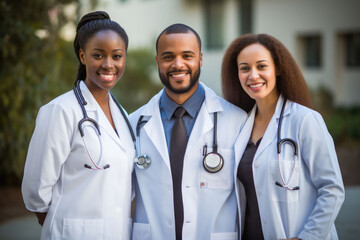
[100,74,115,80]
[172,73,186,77]
[249,83,264,88]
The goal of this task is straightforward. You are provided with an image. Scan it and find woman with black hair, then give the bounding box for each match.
[22,11,134,239]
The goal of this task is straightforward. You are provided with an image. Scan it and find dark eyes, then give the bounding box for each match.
[92,54,123,60]
[161,54,194,60]
[239,64,267,72]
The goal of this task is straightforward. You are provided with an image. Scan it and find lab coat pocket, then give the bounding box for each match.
[132,222,151,240]
[200,148,233,189]
[62,218,104,240]
[270,160,299,202]
[210,231,238,240]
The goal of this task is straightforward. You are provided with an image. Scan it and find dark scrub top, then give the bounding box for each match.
[237,138,264,240]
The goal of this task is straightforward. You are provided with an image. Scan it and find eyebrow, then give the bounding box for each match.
[160,50,195,57]
[91,48,125,52]
[239,60,269,65]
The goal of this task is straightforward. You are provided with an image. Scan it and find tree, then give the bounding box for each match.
[0,0,161,185]
[0,0,80,185]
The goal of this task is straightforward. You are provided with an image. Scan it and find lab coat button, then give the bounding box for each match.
[168,220,172,226]
[254,162,259,167]
[263,218,267,224]
[257,188,262,196]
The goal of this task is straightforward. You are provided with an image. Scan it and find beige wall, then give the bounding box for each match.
[254,0,360,106]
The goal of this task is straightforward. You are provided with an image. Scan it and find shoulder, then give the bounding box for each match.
[288,101,327,130]
[202,82,247,117]
[129,105,146,124]
[128,89,162,124]
[38,90,77,117]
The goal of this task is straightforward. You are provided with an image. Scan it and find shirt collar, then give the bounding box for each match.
[160,83,205,120]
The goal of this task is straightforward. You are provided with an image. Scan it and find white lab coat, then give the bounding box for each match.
[234,95,345,240]
[22,81,135,240]
[128,83,247,240]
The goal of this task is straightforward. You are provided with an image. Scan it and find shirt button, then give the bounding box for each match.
[168,219,172,226]
[257,188,262,196]
[263,218,267,224]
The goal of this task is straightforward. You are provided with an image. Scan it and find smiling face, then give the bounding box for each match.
[156,32,203,102]
[237,43,279,105]
[79,30,126,94]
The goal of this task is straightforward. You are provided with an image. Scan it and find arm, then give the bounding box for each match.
[297,111,345,240]
[22,103,72,215]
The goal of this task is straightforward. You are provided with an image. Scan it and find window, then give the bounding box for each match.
[239,0,252,34]
[344,33,360,67]
[298,35,322,68]
[204,0,225,50]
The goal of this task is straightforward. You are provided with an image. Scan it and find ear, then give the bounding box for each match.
[79,49,86,65]
[155,55,159,69]
[199,52,203,67]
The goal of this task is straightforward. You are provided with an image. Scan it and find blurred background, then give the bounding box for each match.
[0,0,359,239]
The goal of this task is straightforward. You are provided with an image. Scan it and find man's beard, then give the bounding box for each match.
[158,66,201,94]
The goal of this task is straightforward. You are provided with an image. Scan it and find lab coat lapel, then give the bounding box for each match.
[109,96,134,151]
[234,106,255,168]
[80,81,126,152]
[141,91,170,171]
[254,96,286,160]
[186,83,223,154]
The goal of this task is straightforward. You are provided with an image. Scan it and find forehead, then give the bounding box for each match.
[157,33,200,54]
[237,43,272,61]
[85,30,125,49]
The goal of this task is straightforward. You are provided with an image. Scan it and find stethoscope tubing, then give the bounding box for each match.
[276,98,299,190]
[73,80,136,170]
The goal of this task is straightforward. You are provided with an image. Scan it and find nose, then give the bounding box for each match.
[172,56,185,69]
[249,68,259,80]
[102,56,113,69]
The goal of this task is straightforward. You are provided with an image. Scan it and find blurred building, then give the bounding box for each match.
[81,0,360,107]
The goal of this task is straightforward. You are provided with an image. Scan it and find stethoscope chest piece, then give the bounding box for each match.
[134,155,151,169]
[203,152,224,173]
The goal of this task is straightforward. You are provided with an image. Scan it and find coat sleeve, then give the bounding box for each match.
[297,111,345,240]
[21,102,73,212]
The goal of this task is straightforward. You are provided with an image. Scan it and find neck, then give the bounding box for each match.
[84,81,110,107]
[255,94,279,122]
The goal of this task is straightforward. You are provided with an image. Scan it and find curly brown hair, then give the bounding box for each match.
[221,33,312,113]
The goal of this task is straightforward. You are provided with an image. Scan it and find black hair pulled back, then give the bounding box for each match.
[74,11,128,82]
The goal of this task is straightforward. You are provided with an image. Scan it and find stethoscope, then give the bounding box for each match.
[134,111,224,173]
[275,99,299,190]
[73,79,136,170]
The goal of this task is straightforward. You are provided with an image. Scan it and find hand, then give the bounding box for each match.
[35,212,47,226]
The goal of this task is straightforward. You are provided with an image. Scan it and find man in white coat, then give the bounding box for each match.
[129,24,247,240]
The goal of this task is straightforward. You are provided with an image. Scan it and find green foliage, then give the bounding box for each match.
[311,86,360,144]
[324,107,360,144]
[112,48,162,113]
[0,0,80,185]
[0,0,161,186]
